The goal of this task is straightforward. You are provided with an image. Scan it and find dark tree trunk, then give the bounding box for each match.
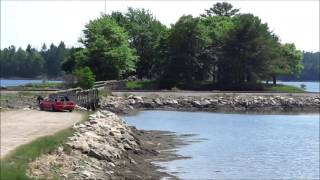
[272,75,277,85]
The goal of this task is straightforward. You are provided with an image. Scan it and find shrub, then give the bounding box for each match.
[126,80,157,90]
[171,86,180,92]
[73,67,95,89]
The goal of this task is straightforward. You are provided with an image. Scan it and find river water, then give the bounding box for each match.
[0,79,62,87]
[124,111,319,179]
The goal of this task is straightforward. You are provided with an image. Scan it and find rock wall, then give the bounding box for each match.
[101,94,320,114]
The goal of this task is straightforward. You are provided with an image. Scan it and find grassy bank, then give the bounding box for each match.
[0,92,50,110]
[264,84,305,93]
[19,82,64,90]
[125,80,305,93]
[0,112,90,180]
[126,80,156,90]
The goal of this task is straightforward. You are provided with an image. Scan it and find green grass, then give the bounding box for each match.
[126,80,156,90]
[99,88,111,98]
[0,92,48,102]
[0,112,90,180]
[19,82,64,90]
[264,84,305,93]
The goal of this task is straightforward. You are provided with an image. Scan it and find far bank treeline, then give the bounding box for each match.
[1,3,319,89]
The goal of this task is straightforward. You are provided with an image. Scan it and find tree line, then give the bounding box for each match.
[61,2,305,89]
[2,3,317,89]
[0,42,68,78]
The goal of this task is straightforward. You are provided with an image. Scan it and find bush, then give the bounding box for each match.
[73,67,95,89]
[171,86,180,92]
[126,80,157,90]
[99,88,111,98]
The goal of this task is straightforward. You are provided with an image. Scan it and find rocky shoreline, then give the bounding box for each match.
[101,94,320,114]
[12,93,320,179]
[28,111,188,179]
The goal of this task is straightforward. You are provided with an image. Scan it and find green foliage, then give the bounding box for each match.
[217,14,277,84]
[80,16,137,80]
[99,88,111,98]
[299,52,319,81]
[279,52,317,81]
[201,2,239,17]
[62,47,85,73]
[73,67,96,89]
[158,15,211,88]
[265,84,305,93]
[269,43,303,84]
[126,80,155,90]
[42,42,69,78]
[111,8,168,79]
[20,82,63,90]
[171,86,180,92]
[0,42,68,78]
[0,46,45,78]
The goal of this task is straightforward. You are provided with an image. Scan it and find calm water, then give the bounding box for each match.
[279,81,320,92]
[0,79,62,87]
[124,111,319,179]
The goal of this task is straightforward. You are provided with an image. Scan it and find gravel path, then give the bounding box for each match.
[1,110,83,158]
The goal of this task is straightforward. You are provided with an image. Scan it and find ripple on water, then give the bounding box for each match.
[124,111,320,179]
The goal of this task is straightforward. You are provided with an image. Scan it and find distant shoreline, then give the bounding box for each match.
[0,77,63,81]
[277,80,320,82]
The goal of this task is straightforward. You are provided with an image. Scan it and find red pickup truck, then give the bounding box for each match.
[39,95,76,112]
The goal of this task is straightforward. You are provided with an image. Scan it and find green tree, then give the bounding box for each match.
[25,45,45,77]
[62,47,86,73]
[0,46,17,77]
[201,16,234,82]
[73,67,96,89]
[1,43,67,78]
[80,16,137,80]
[159,15,211,88]
[218,14,277,84]
[43,41,68,78]
[296,52,319,81]
[269,43,303,84]
[201,2,239,17]
[111,8,168,79]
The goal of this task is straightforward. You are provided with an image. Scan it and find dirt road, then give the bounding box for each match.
[1,110,83,158]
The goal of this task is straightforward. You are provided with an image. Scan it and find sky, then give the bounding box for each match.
[1,0,319,52]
